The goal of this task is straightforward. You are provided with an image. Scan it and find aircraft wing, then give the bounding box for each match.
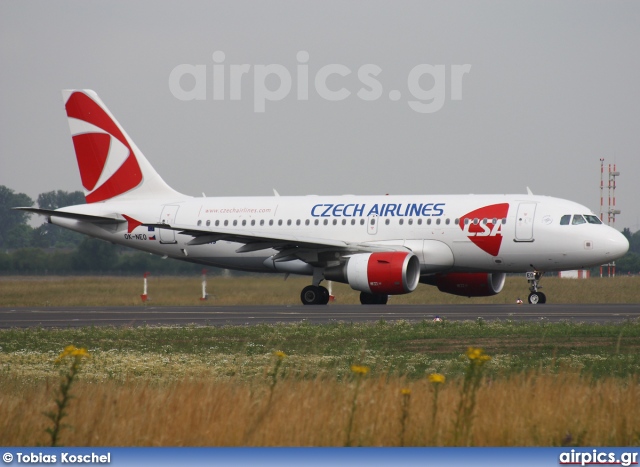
[144,222,407,259]
[13,207,127,225]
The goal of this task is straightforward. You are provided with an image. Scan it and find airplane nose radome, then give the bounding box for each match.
[606,229,630,260]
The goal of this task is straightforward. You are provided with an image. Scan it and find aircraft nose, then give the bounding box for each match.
[603,228,629,260]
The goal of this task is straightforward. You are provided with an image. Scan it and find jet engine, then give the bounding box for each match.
[421,272,506,297]
[324,252,420,295]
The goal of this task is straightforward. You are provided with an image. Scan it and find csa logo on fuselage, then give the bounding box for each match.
[459,203,509,256]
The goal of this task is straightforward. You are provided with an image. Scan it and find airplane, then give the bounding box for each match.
[16,89,629,305]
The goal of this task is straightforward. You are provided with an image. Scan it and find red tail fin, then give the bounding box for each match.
[63,90,185,203]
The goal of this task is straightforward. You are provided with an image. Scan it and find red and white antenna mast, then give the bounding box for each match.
[601,160,621,277]
[609,163,621,276]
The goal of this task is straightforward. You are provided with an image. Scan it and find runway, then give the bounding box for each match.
[0,304,638,328]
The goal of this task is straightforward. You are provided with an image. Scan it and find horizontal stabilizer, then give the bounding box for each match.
[13,207,126,225]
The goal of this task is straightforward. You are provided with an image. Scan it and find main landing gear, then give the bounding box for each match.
[359,292,389,305]
[300,286,390,305]
[526,271,547,304]
[300,269,331,305]
[299,268,390,305]
[300,285,330,305]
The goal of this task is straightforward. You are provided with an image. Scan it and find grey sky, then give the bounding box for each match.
[1,1,639,231]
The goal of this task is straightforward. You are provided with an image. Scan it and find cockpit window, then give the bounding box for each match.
[584,215,602,225]
[571,215,586,225]
[560,215,571,225]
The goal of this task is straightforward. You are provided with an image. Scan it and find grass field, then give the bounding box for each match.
[1,320,640,446]
[0,275,638,446]
[0,274,639,306]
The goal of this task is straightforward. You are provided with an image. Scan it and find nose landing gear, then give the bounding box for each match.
[526,271,547,304]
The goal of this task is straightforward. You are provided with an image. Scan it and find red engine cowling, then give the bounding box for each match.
[430,272,506,297]
[324,252,421,295]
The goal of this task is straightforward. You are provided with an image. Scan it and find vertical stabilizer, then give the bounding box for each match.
[62,89,187,203]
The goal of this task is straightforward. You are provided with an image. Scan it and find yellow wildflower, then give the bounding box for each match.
[55,345,90,364]
[466,347,491,364]
[401,388,411,395]
[350,365,370,375]
[274,350,287,359]
[428,373,446,384]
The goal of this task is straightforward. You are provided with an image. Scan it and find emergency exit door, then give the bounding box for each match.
[159,205,179,244]
[514,202,536,242]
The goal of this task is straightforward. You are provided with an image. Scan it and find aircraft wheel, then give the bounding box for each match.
[360,292,389,305]
[301,285,327,305]
[377,294,389,305]
[319,286,330,305]
[528,292,546,305]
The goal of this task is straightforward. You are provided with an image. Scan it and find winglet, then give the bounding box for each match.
[526,187,533,195]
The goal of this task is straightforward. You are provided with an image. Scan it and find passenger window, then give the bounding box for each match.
[560,215,571,225]
[242,220,246,226]
[399,219,404,225]
[418,219,422,225]
[436,219,441,225]
[427,219,432,225]
[332,219,337,225]
[224,220,229,226]
[260,220,264,226]
[408,219,413,225]
[278,220,283,226]
[370,219,376,225]
[351,219,356,225]
[572,215,586,225]
[454,218,459,224]
[501,218,507,224]
[585,215,602,224]
[269,220,273,226]
[342,219,346,225]
[324,219,328,226]
[314,219,319,226]
[287,220,292,226]
[305,219,310,226]
[233,220,238,226]
[198,220,202,226]
[251,220,255,226]
[204,220,209,227]
[464,218,470,225]
[385,219,390,225]
[446,219,450,225]
[215,220,220,227]
[360,219,365,225]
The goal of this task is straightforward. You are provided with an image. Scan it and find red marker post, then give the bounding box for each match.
[141,272,150,302]
[200,269,208,301]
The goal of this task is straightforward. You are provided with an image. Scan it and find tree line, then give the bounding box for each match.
[1,185,639,275]
[0,186,210,275]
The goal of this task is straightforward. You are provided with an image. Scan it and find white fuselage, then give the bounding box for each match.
[54,193,629,276]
